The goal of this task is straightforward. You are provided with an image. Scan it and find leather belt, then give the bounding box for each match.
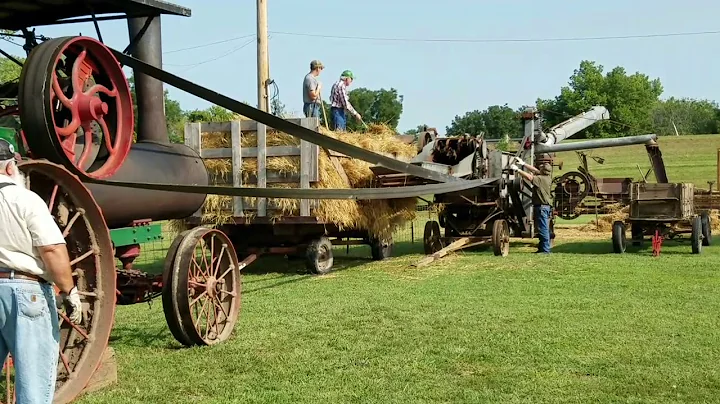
[0,270,46,283]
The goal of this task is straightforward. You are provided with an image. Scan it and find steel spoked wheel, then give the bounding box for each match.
[3,161,116,404]
[423,221,443,255]
[492,219,510,257]
[166,227,242,346]
[19,36,134,179]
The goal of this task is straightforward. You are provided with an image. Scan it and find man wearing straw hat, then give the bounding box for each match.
[302,60,324,118]
[329,70,361,131]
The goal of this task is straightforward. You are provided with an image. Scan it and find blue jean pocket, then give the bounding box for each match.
[17,289,48,320]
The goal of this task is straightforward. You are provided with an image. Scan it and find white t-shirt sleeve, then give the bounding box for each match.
[23,191,66,247]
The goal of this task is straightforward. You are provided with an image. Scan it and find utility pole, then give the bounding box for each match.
[256,0,270,112]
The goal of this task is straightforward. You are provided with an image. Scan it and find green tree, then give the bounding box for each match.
[184,105,237,122]
[446,104,522,139]
[536,60,663,138]
[0,56,23,84]
[650,97,720,136]
[319,87,404,132]
[128,74,187,143]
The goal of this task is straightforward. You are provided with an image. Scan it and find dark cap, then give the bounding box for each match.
[0,139,15,161]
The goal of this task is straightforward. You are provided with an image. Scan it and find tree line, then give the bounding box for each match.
[439,60,720,139]
[1,50,718,141]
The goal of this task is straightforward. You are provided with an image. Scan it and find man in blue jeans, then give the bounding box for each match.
[329,70,361,131]
[511,157,554,253]
[0,139,83,403]
[302,60,324,118]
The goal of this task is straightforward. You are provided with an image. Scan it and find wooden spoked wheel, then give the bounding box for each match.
[0,161,116,404]
[163,227,242,346]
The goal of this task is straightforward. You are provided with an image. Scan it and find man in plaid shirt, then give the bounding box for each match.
[329,70,361,131]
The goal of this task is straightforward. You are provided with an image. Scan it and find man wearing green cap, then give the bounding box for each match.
[302,60,324,118]
[329,70,361,131]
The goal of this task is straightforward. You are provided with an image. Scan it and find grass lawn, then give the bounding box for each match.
[554,134,720,187]
[77,231,720,404]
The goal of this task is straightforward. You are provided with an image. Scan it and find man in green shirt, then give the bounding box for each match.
[511,157,553,253]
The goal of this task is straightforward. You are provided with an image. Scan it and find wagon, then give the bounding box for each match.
[611,182,712,255]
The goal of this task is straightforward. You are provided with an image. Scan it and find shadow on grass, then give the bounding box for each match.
[552,239,697,255]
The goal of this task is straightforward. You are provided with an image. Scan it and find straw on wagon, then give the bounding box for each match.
[174,123,420,240]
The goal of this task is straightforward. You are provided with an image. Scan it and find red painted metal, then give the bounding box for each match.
[652,230,663,256]
[19,36,134,179]
[7,160,117,404]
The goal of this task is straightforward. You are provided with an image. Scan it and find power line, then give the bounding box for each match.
[172,37,260,74]
[162,34,255,54]
[268,29,720,43]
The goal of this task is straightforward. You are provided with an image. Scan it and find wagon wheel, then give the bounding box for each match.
[691,216,702,254]
[161,230,193,347]
[165,227,242,346]
[306,236,334,275]
[612,221,626,254]
[0,161,116,404]
[19,36,134,179]
[423,221,443,255]
[369,236,393,261]
[700,212,712,246]
[492,219,510,257]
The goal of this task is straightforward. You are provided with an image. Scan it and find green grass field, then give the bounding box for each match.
[73,134,720,404]
[78,237,720,404]
[554,134,720,187]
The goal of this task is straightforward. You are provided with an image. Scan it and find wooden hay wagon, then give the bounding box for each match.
[611,182,712,255]
[180,117,399,275]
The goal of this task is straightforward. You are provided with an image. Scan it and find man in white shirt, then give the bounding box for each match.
[0,139,82,404]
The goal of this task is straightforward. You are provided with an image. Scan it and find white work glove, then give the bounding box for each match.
[513,157,526,167]
[61,287,83,325]
[510,164,519,171]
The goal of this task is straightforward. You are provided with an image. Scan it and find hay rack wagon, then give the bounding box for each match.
[0,1,503,401]
[372,107,667,266]
[611,182,712,256]
[181,118,397,276]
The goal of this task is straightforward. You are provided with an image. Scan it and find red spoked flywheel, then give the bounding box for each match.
[19,36,134,179]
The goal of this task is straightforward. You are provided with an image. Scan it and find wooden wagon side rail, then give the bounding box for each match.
[184,117,321,217]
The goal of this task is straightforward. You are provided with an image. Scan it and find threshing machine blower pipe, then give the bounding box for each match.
[537,106,610,146]
[534,134,658,154]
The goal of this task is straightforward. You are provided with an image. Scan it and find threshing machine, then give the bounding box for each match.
[374,106,670,263]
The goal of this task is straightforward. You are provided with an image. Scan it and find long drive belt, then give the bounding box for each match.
[64,48,499,201]
[109,48,460,184]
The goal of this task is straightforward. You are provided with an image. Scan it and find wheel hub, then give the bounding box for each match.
[77,94,109,122]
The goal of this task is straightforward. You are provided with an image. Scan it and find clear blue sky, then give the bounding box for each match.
[19,0,720,133]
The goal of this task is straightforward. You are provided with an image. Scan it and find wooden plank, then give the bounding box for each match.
[413,238,488,268]
[256,123,267,216]
[300,139,311,216]
[200,118,305,133]
[200,146,300,159]
[230,121,243,216]
[185,122,202,217]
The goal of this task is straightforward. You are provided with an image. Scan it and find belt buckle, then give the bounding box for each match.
[8,270,14,280]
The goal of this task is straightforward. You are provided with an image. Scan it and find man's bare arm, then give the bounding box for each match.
[515,169,534,182]
[37,244,74,294]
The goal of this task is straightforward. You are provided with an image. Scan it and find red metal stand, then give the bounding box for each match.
[652,230,663,256]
